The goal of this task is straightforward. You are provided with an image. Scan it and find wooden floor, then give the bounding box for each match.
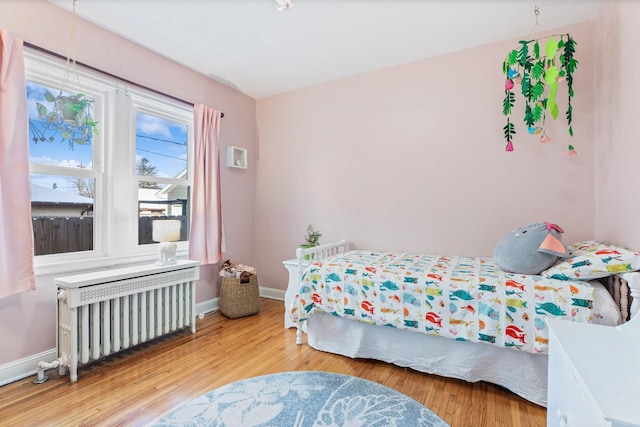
[0,298,546,426]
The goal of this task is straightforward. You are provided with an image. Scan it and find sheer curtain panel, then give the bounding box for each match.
[189,104,223,265]
[0,30,36,298]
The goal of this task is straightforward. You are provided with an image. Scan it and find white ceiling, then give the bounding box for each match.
[50,0,604,99]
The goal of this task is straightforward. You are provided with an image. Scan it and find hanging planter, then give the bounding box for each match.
[34,91,99,149]
[30,0,99,150]
[502,34,578,154]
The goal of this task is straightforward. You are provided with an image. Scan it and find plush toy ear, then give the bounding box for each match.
[538,233,570,257]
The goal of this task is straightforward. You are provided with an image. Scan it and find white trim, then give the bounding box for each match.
[260,286,285,301]
[0,349,57,387]
[0,290,284,386]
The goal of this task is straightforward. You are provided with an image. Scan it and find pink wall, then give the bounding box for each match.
[0,0,257,364]
[595,0,640,247]
[255,22,597,292]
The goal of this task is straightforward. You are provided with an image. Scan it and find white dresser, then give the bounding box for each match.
[547,315,640,427]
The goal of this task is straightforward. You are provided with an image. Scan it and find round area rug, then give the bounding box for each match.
[150,371,449,427]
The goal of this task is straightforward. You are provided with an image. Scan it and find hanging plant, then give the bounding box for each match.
[30,0,99,150]
[502,33,578,154]
[33,91,99,149]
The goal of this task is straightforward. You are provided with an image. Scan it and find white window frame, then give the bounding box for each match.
[125,88,194,258]
[25,50,193,275]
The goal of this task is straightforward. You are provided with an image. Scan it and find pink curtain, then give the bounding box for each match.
[0,30,36,298]
[189,104,223,265]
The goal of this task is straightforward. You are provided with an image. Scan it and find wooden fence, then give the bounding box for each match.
[32,216,187,256]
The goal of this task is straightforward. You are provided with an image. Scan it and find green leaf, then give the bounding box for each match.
[546,37,559,61]
[509,49,518,65]
[532,103,544,122]
[61,131,71,139]
[503,119,516,141]
[521,72,531,100]
[534,41,540,59]
[566,103,573,126]
[568,58,579,74]
[73,138,87,145]
[518,42,529,66]
[44,91,55,102]
[548,82,559,120]
[36,102,48,118]
[502,91,515,116]
[524,103,535,127]
[569,125,574,137]
[532,80,545,101]
[531,61,544,80]
[545,65,559,85]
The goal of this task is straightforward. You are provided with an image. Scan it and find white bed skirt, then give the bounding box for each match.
[306,312,549,407]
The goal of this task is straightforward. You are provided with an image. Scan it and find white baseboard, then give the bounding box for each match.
[260,286,285,301]
[0,349,57,387]
[196,297,219,316]
[0,288,284,386]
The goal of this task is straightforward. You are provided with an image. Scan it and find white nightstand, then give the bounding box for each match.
[547,315,640,427]
[282,258,299,329]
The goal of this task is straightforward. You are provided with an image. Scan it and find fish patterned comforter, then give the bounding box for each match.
[289,251,596,354]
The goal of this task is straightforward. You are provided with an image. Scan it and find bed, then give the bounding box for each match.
[287,240,640,407]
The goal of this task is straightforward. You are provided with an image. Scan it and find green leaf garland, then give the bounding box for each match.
[501,34,578,154]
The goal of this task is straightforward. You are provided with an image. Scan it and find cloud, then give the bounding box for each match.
[136,113,173,138]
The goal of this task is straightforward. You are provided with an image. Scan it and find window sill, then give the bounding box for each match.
[34,250,191,278]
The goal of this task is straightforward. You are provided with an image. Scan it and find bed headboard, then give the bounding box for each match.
[295,239,349,280]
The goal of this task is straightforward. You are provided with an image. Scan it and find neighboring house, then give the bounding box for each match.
[30,183,93,217]
[138,169,188,216]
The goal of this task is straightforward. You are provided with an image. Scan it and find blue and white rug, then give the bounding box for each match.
[150,371,449,427]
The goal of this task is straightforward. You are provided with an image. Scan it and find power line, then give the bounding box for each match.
[136,134,187,146]
[137,147,187,162]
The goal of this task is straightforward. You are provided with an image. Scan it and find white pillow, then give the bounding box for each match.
[542,241,640,280]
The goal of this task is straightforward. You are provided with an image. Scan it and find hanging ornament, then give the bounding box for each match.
[539,133,551,143]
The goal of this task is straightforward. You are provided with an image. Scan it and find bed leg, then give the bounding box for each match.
[296,326,303,345]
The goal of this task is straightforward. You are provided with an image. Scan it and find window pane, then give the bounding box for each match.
[135,112,188,179]
[27,80,93,169]
[31,174,94,255]
[138,182,189,245]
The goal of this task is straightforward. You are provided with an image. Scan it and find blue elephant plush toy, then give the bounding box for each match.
[493,222,570,275]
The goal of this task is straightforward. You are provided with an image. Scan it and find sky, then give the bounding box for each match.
[26,80,188,195]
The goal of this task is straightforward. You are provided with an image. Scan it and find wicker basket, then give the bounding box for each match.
[219,275,260,318]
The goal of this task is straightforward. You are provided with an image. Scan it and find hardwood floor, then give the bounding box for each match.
[0,298,546,426]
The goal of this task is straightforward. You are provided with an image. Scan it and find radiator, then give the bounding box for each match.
[35,260,200,383]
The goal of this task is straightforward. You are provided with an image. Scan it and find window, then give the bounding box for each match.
[25,51,193,272]
[135,112,190,246]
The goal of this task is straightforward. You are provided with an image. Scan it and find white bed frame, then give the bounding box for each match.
[291,240,640,406]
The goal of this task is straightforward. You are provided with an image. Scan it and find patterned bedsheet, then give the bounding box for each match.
[289,251,596,354]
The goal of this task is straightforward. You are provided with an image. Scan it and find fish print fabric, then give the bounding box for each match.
[289,251,596,354]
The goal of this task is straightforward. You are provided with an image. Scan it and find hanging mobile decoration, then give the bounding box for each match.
[502,6,578,155]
